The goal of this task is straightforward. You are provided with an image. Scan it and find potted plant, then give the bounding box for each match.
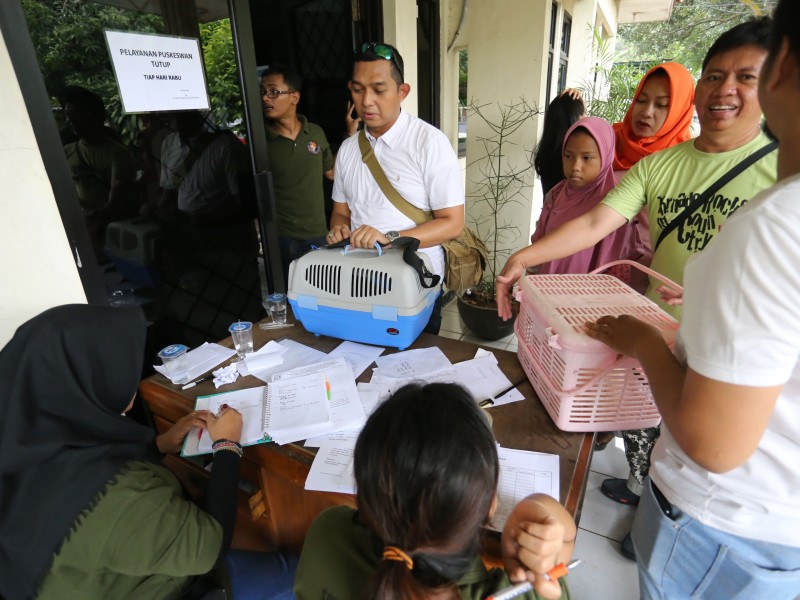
[457,99,539,340]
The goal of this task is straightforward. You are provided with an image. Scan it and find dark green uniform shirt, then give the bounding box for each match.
[266,115,333,239]
[294,506,570,600]
[37,461,222,600]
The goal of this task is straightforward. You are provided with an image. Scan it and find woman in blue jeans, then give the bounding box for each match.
[584,7,800,598]
[0,304,296,600]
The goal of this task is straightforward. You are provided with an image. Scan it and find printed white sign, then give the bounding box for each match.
[104,29,210,113]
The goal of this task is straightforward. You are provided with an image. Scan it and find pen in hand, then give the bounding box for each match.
[486,559,581,600]
[196,404,229,442]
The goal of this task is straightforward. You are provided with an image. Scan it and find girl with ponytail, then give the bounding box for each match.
[294,383,575,600]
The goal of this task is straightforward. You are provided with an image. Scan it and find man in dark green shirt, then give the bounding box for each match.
[261,66,334,280]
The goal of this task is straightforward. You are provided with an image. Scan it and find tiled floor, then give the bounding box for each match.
[439,299,640,599]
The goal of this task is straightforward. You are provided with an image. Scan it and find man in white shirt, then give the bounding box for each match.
[327,43,465,333]
[584,5,800,597]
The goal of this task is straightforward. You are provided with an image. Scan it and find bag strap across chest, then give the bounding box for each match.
[358,130,432,225]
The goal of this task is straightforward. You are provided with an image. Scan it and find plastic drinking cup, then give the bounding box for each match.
[158,344,189,384]
[228,321,253,359]
[267,293,287,325]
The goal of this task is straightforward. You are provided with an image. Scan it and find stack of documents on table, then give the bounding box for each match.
[266,357,366,445]
[154,342,237,384]
[369,347,525,407]
[183,356,367,454]
[305,440,560,515]
[303,346,531,495]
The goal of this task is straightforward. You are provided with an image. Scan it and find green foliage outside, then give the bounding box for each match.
[21,0,243,146]
[577,29,660,124]
[616,0,778,76]
[199,19,243,134]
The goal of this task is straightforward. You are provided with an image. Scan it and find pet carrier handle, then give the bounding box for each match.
[343,242,383,256]
[589,260,683,294]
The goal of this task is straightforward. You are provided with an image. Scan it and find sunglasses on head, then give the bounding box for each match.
[357,42,404,80]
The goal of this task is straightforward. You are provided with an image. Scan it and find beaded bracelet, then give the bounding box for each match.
[212,439,243,458]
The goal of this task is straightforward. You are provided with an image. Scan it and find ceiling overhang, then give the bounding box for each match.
[617,0,675,24]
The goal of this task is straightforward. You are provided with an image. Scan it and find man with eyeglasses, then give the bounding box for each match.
[328,43,465,334]
[261,65,334,280]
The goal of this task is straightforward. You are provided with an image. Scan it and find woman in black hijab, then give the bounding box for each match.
[0,304,297,599]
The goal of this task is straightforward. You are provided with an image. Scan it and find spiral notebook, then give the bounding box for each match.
[181,372,330,456]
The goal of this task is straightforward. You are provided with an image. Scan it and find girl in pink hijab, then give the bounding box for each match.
[532,116,639,275]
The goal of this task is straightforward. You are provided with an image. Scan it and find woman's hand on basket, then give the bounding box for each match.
[656,285,683,306]
[584,315,663,359]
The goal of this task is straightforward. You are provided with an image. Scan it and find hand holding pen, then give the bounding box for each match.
[500,494,578,600]
[207,404,243,443]
[487,560,581,600]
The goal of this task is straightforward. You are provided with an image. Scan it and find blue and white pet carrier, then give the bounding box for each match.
[287,244,440,350]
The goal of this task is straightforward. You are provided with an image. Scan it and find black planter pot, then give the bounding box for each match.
[457,295,516,341]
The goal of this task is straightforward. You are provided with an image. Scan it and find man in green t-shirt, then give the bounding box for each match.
[496,18,778,557]
[261,66,334,281]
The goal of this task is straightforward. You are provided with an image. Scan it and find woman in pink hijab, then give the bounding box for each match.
[531,116,637,275]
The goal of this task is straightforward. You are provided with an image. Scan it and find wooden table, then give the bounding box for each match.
[140,320,594,561]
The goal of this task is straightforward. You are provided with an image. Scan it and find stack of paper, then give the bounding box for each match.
[304,439,560,521]
[154,342,237,384]
[267,357,366,445]
[369,348,525,407]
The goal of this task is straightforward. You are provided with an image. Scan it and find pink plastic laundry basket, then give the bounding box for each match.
[514,260,681,432]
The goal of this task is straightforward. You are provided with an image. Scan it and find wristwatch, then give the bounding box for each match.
[384,230,400,243]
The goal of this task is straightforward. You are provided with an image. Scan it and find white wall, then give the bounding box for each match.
[0,31,86,348]
[382,0,419,118]
[461,0,548,277]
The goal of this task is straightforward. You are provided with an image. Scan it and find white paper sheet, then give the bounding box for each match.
[373,347,451,378]
[248,339,328,382]
[237,341,286,376]
[305,428,361,447]
[268,357,366,445]
[369,353,517,406]
[304,436,357,494]
[489,446,560,532]
[304,382,383,447]
[154,342,236,384]
[327,340,385,378]
[262,372,330,434]
[487,386,526,407]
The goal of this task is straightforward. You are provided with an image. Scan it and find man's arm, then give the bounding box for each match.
[327,201,352,242]
[347,205,464,249]
[585,316,782,474]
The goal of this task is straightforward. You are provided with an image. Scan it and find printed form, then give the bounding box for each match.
[489,446,560,532]
[304,431,359,494]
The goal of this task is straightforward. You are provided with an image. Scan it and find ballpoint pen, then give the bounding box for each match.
[480,379,525,408]
[486,560,582,600]
[182,374,213,390]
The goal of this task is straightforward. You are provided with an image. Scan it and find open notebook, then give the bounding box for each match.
[181,357,366,455]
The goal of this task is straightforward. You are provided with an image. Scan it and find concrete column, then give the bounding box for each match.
[0,32,86,347]
[382,0,419,117]
[463,0,548,275]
